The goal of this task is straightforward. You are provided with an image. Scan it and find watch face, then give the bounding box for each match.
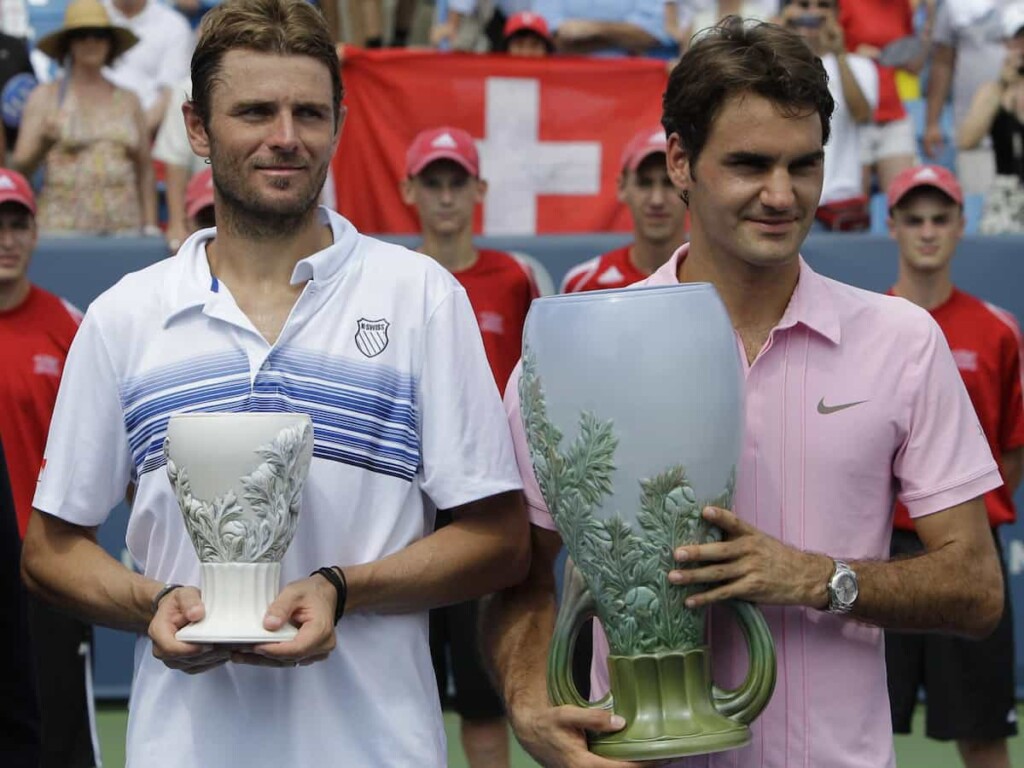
[834,572,858,604]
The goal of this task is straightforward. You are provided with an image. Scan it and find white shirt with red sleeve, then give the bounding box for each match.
[503,243,1000,768]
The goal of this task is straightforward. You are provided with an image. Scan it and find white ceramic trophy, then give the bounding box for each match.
[163,412,314,643]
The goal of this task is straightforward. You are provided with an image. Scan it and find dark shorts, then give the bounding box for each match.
[27,597,97,768]
[429,597,505,721]
[429,509,504,722]
[885,528,1017,741]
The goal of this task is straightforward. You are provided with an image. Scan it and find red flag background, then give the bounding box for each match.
[333,49,669,235]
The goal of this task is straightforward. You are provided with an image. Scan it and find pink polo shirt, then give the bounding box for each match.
[503,245,1001,768]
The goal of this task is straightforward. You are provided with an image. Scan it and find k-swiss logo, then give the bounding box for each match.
[817,397,868,415]
[951,349,978,372]
[355,318,390,358]
[432,132,458,149]
[0,174,16,191]
[33,353,61,377]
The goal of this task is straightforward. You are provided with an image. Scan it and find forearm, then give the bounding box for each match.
[139,154,158,228]
[559,22,659,54]
[1000,447,1023,494]
[482,526,560,718]
[958,83,1002,149]
[342,491,529,615]
[10,141,48,177]
[164,163,190,235]
[145,90,171,138]
[21,510,162,633]
[926,49,954,127]
[837,54,873,124]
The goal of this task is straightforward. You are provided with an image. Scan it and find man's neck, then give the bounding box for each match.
[0,278,31,312]
[113,0,146,19]
[421,228,477,273]
[630,236,682,277]
[892,267,954,311]
[207,207,331,292]
[678,238,799,335]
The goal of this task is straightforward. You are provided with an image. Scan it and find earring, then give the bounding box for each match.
[681,190,689,206]
[204,158,211,165]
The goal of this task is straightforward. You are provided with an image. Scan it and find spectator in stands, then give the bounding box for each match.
[503,11,554,55]
[0,30,36,155]
[925,0,1017,196]
[401,125,538,768]
[959,3,1024,233]
[885,163,1023,768]
[153,76,206,251]
[103,0,194,136]
[361,0,417,47]
[782,0,878,228]
[0,169,92,768]
[839,0,930,196]
[433,0,534,51]
[185,165,215,232]
[533,0,672,55]
[561,126,686,292]
[666,0,780,53]
[10,0,159,236]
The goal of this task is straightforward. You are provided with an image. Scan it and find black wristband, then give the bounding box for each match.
[151,583,183,616]
[311,566,347,626]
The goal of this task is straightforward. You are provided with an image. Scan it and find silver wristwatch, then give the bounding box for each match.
[826,560,859,615]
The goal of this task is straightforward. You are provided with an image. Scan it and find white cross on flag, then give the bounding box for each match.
[333,50,668,235]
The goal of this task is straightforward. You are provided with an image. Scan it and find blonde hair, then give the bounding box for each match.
[190,0,342,128]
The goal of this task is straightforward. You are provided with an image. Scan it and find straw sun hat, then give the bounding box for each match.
[35,0,139,62]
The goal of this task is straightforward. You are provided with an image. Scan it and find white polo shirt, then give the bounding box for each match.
[34,208,523,767]
[505,245,1000,768]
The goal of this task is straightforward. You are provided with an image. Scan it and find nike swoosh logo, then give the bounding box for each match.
[817,398,868,415]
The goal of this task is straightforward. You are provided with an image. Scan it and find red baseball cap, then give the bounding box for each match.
[620,127,668,173]
[503,12,553,46]
[185,168,214,220]
[405,127,480,177]
[887,165,964,210]
[0,168,36,214]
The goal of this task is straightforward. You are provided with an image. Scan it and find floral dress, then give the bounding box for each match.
[38,86,142,234]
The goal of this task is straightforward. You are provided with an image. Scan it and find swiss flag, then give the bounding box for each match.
[333,49,669,235]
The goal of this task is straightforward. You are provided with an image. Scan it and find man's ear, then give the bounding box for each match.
[182,101,211,161]
[400,177,416,205]
[475,178,488,204]
[617,171,629,203]
[666,133,691,202]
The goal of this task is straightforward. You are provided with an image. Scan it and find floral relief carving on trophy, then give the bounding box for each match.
[166,420,313,564]
[520,350,734,656]
[163,412,315,643]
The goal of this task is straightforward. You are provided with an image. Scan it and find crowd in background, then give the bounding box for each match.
[0,0,1019,242]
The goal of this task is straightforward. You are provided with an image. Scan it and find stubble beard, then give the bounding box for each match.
[212,155,330,241]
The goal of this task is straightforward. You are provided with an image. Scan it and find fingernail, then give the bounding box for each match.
[703,507,716,519]
[675,549,688,561]
[610,715,626,729]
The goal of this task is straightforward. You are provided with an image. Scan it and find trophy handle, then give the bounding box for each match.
[711,600,777,724]
[548,557,613,711]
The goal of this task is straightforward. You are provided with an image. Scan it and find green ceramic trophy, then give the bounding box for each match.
[519,283,776,761]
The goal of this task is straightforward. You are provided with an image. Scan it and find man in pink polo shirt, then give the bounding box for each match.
[484,17,1005,768]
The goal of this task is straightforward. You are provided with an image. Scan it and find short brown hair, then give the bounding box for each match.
[662,17,834,168]
[190,0,343,128]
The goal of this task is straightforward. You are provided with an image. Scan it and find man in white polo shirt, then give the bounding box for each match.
[485,17,1004,768]
[20,1,529,766]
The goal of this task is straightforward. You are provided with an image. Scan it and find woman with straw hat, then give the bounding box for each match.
[10,0,158,235]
